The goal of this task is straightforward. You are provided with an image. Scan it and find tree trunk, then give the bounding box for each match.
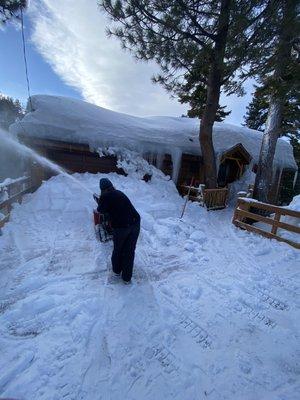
[253,98,283,203]
[199,0,231,188]
[200,66,222,188]
[253,0,295,203]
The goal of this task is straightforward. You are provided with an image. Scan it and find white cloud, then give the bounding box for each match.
[29,0,186,116]
[29,0,254,123]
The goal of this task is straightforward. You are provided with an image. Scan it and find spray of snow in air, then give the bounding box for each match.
[0,129,94,195]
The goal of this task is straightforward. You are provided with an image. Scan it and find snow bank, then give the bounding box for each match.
[10,95,297,181]
[228,169,256,204]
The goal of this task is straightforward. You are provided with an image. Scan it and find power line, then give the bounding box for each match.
[20,7,33,111]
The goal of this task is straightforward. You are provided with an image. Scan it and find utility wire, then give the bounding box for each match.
[20,7,33,111]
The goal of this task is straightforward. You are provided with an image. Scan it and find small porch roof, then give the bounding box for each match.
[220,143,252,165]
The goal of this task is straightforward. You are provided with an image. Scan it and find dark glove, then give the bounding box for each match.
[93,193,99,203]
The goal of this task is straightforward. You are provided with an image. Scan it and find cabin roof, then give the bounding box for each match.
[10,95,297,171]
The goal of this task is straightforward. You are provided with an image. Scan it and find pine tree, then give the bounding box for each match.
[177,75,231,121]
[0,95,24,130]
[100,0,271,188]
[244,86,269,131]
[0,0,27,24]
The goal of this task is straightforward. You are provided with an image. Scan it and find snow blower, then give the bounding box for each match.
[93,209,113,242]
[93,193,113,242]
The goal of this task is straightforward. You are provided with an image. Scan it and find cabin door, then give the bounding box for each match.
[217,158,241,187]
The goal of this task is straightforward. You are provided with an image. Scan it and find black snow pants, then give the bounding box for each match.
[111,221,140,282]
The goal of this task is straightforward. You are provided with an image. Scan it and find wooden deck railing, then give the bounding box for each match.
[233,198,300,249]
[203,188,228,210]
[181,184,228,210]
[0,176,35,228]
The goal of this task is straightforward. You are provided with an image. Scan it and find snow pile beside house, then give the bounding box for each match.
[0,160,299,399]
[228,168,256,204]
[98,147,168,181]
[10,95,297,176]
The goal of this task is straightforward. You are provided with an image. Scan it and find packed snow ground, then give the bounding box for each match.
[0,170,299,400]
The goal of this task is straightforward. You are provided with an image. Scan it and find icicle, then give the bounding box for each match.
[156,152,164,170]
[277,167,283,184]
[171,148,182,183]
[293,170,298,189]
[215,152,221,173]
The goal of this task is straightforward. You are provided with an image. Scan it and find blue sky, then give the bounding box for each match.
[0,1,254,124]
[0,15,80,106]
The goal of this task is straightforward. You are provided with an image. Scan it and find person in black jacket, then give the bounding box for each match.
[95,178,140,283]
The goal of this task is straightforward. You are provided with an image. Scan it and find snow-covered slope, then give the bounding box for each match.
[0,166,299,399]
[10,95,297,172]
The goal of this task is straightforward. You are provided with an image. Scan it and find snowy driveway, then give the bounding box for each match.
[0,172,299,400]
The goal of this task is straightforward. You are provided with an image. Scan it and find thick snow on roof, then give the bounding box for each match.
[11,95,297,171]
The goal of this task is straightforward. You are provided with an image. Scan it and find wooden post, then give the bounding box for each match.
[180,177,194,219]
[233,198,250,224]
[271,212,281,235]
[232,198,241,223]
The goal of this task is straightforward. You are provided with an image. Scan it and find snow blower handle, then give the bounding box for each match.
[93,193,99,203]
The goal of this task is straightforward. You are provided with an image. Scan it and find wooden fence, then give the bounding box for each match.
[233,198,300,249]
[0,176,35,229]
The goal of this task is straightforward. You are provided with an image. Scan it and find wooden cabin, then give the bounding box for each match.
[19,135,252,189]
[12,95,298,206]
[19,134,296,206]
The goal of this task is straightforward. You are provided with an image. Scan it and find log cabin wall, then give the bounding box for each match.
[177,154,204,194]
[144,151,204,189]
[19,136,125,188]
[277,168,298,205]
[161,154,173,178]
[20,137,205,193]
